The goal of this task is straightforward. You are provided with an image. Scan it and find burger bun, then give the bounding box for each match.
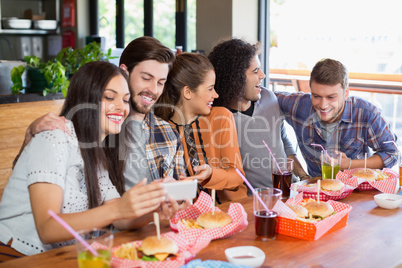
[320,179,345,191]
[196,211,232,229]
[287,204,308,218]
[141,236,179,256]
[304,201,334,218]
[353,169,378,181]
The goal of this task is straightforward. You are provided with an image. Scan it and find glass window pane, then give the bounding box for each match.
[187,0,196,52]
[124,0,144,46]
[99,0,116,49]
[270,0,402,74]
[153,0,175,49]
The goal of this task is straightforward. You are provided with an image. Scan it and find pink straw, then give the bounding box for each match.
[262,140,283,174]
[236,168,269,212]
[48,210,99,256]
[311,143,331,160]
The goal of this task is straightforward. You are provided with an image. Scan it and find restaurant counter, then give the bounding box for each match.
[0,92,64,104]
[1,190,401,268]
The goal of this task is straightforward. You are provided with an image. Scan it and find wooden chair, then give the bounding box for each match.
[291,79,311,93]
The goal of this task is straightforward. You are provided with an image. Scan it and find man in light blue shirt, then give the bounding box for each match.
[276,58,398,176]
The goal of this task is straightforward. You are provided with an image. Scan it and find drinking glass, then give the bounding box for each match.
[398,152,402,187]
[253,188,282,241]
[77,228,113,268]
[321,150,341,179]
[271,158,293,199]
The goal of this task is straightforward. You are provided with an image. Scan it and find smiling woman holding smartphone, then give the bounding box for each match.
[0,61,168,261]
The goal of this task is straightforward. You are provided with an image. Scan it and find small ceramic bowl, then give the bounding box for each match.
[225,246,265,267]
[374,193,402,209]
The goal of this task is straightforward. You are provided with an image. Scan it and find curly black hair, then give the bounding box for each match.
[208,38,260,109]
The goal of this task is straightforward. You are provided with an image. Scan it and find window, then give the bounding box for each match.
[97,0,196,51]
[124,0,144,46]
[99,0,117,49]
[153,1,175,49]
[268,0,402,150]
[186,0,196,52]
[269,0,402,74]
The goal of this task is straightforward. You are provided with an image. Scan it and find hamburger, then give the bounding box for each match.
[195,211,232,229]
[140,236,179,261]
[114,236,179,261]
[353,169,378,181]
[304,201,334,220]
[287,204,308,218]
[320,179,345,191]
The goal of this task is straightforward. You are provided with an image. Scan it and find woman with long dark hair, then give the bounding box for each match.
[0,61,167,260]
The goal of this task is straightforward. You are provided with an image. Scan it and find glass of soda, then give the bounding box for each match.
[272,158,294,199]
[321,150,341,180]
[77,228,113,268]
[253,188,282,241]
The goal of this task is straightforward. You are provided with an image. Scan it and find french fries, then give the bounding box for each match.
[373,170,390,181]
[180,219,203,229]
[114,242,138,260]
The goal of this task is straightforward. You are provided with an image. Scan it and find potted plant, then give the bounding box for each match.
[10,42,116,97]
[55,42,116,78]
[10,55,69,97]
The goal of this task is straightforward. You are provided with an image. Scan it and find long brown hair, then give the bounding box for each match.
[60,61,127,208]
[154,53,214,120]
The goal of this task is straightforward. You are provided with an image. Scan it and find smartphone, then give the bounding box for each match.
[163,179,197,200]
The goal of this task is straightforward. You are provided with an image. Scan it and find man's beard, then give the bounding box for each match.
[132,100,152,115]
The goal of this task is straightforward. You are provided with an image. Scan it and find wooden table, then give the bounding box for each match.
[1,190,402,268]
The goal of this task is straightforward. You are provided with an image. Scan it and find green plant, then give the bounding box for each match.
[42,59,70,97]
[10,56,70,97]
[55,42,116,78]
[10,42,116,96]
[10,65,26,95]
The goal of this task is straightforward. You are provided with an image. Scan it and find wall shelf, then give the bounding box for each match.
[0,28,58,35]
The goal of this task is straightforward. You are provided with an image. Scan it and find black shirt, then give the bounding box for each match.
[229,101,256,116]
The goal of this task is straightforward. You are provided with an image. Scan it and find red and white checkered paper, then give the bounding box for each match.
[290,181,355,201]
[337,168,398,193]
[272,192,353,240]
[169,191,248,244]
[107,231,211,268]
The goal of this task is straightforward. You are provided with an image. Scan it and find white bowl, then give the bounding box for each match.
[2,18,31,29]
[374,193,402,209]
[225,246,265,267]
[32,20,58,30]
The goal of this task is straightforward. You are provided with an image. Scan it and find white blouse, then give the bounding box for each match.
[0,121,120,255]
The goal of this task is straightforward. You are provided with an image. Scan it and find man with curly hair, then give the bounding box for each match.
[208,38,309,192]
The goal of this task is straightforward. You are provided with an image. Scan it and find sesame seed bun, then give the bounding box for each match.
[141,236,179,256]
[320,179,345,191]
[196,211,232,229]
[353,169,378,181]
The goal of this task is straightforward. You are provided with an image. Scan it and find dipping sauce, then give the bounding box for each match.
[232,255,256,259]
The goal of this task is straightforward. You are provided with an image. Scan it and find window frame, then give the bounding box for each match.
[93,0,188,49]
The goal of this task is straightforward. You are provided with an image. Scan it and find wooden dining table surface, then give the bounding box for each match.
[1,189,402,268]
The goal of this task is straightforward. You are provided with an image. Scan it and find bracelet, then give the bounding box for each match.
[348,158,352,170]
